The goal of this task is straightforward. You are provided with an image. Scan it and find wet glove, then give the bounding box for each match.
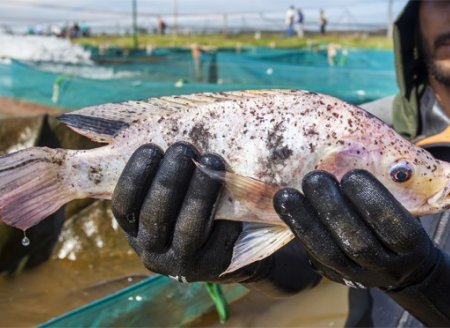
[111,142,272,283]
[273,169,440,290]
[274,170,450,326]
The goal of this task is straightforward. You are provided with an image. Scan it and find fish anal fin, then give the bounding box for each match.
[220,223,294,276]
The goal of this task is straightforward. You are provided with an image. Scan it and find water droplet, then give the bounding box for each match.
[22,232,30,247]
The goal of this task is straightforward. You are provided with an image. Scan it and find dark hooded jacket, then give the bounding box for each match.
[392,1,424,139]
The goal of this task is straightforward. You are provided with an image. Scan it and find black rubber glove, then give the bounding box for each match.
[112,142,271,284]
[273,170,450,325]
[273,169,440,291]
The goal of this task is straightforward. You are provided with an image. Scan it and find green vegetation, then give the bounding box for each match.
[74,32,393,50]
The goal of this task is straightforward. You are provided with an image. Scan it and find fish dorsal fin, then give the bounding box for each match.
[157,89,295,108]
[221,222,294,275]
[57,100,174,143]
[57,89,296,143]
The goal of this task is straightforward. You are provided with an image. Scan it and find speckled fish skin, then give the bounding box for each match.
[0,89,449,273]
[59,89,450,218]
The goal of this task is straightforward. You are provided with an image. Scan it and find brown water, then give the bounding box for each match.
[0,199,349,327]
[0,257,149,327]
[0,259,348,328]
[0,200,150,327]
[192,280,349,327]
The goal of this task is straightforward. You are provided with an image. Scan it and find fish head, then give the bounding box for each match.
[371,142,450,216]
[321,133,450,216]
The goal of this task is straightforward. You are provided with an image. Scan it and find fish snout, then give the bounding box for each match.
[444,181,450,210]
[428,180,450,211]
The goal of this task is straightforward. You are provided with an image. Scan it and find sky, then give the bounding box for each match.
[0,0,409,33]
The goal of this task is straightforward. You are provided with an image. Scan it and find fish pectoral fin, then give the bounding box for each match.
[316,143,369,180]
[220,222,294,276]
[195,161,282,224]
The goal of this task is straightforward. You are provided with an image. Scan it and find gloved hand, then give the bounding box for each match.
[273,169,440,291]
[112,142,271,283]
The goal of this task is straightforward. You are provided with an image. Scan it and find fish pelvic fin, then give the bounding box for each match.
[0,147,75,230]
[220,222,294,276]
[194,161,283,225]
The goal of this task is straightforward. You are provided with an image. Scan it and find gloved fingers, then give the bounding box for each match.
[112,144,163,237]
[140,249,171,276]
[199,220,243,276]
[302,171,390,268]
[138,142,199,252]
[341,170,425,254]
[273,187,359,274]
[172,153,226,257]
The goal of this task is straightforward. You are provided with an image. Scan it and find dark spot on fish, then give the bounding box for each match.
[88,166,103,185]
[305,126,319,136]
[271,146,293,162]
[189,123,210,150]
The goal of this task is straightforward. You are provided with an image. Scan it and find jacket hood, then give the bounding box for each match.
[392,0,427,138]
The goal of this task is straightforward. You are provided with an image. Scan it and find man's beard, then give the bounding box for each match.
[421,32,450,87]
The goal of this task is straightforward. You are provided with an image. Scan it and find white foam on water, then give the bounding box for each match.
[29,62,143,80]
[0,34,92,64]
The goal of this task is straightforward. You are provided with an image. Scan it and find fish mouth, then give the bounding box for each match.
[427,181,450,211]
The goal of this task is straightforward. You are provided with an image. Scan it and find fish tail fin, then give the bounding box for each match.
[220,223,294,276]
[0,147,75,230]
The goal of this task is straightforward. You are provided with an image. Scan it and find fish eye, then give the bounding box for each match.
[389,161,414,183]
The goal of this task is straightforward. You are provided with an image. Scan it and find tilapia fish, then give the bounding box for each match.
[1,89,449,274]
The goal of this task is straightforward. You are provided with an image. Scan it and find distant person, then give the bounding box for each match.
[295,8,305,38]
[320,9,327,35]
[71,22,80,38]
[191,43,202,82]
[158,17,167,35]
[285,5,296,37]
[327,43,341,66]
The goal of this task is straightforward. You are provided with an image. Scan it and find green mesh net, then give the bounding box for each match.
[0,47,397,110]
